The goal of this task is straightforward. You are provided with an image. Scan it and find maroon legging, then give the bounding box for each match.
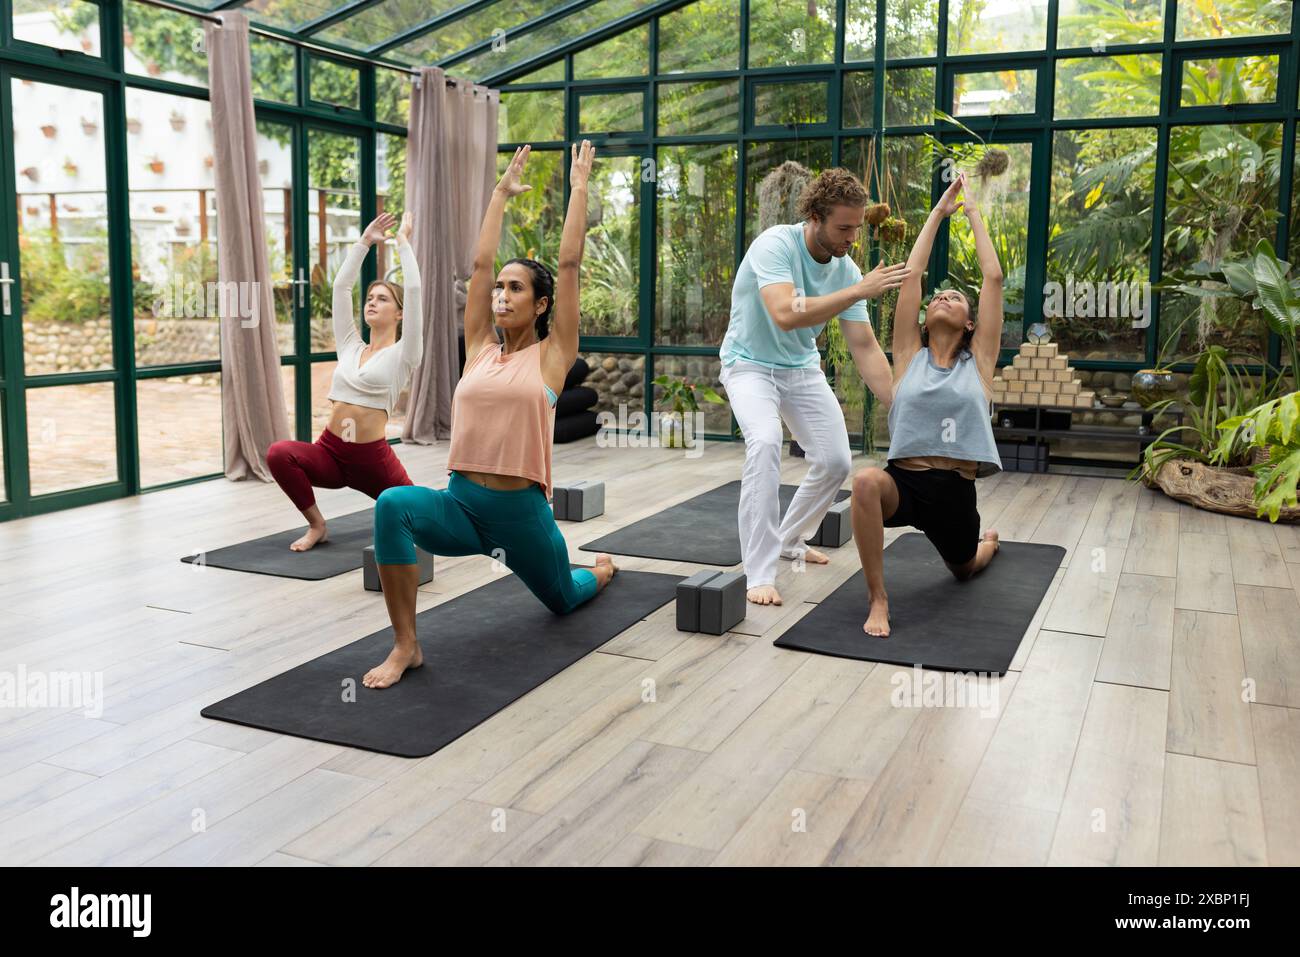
[267,428,413,511]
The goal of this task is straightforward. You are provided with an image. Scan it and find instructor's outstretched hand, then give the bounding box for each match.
[859,259,911,299]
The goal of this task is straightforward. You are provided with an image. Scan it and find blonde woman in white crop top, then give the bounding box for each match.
[266,211,423,551]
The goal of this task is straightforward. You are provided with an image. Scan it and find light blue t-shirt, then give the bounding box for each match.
[720,223,870,369]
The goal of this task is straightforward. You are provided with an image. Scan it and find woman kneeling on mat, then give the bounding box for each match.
[267,211,421,551]
[364,140,617,689]
[850,173,1003,638]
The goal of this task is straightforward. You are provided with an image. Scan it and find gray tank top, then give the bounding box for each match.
[886,347,1002,478]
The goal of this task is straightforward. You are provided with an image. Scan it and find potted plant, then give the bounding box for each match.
[80,116,97,136]
[1135,240,1300,521]
[652,374,724,449]
[175,218,192,237]
[25,205,39,216]
[147,155,165,174]
[126,117,142,134]
[203,155,214,170]
[79,36,93,52]
[40,123,56,138]
[152,204,167,213]
[62,158,78,177]
[169,110,186,131]
[20,166,38,182]
[146,61,162,77]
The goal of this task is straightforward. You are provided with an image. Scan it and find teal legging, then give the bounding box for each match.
[373,470,599,615]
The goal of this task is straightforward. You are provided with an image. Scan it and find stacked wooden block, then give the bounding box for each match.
[991,342,1096,409]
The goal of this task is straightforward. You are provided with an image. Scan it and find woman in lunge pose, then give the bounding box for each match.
[364,141,616,689]
[267,211,421,551]
[850,173,1004,638]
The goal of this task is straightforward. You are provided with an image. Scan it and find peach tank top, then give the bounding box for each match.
[447,340,557,499]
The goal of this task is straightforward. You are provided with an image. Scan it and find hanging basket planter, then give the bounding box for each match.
[147,156,165,174]
[169,111,186,131]
[20,166,38,182]
[40,124,56,138]
[80,116,97,135]
[203,155,214,170]
[146,61,162,77]
[62,159,78,177]
[152,204,167,214]
[127,117,142,134]
[79,36,93,52]
[175,219,192,236]
[25,205,39,216]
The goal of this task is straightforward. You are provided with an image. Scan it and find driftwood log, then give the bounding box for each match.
[1143,458,1300,523]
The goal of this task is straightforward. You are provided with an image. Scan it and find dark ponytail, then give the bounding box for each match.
[503,257,555,340]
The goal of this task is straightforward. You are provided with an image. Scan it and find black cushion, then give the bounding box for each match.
[564,356,590,392]
[554,410,600,444]
[555,386,598,417]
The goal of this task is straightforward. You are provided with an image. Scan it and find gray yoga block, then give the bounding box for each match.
[698,571,746,635]
[362,544,433,592]
[676,570,721,632]
[807,497,853,548]
[554,480,605,521]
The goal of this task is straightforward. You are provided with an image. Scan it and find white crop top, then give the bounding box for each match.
[327,238,423,415]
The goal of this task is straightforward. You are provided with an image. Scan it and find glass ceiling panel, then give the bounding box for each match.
[235,0,355,33]
[315,0,462,51]
[445,0,658,81]
[387,0,575,62]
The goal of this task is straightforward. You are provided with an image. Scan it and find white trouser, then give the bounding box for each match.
[720,359,853,589]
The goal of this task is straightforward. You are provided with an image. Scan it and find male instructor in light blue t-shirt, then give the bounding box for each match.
[720,168,909,606]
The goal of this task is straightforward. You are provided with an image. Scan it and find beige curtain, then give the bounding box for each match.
[206,11,290,480]
[402,66,499,443]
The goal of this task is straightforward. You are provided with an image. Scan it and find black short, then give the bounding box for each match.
[882,462,981,566]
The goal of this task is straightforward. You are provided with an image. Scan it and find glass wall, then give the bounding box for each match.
[492,0,1297,452]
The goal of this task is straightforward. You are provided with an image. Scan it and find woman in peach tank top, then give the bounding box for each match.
[364,141,618,690]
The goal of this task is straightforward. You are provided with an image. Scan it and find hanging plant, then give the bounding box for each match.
[40,124,56,138]
[169,110,186,131]
[80,116,97,135]
[147,156,165,174]
[126,117,142,134]
[62,158,78,177]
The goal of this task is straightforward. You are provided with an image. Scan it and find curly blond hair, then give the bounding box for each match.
[796,168,869,223]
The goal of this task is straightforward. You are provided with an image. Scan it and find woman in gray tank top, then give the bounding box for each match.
[849,173,1004,638]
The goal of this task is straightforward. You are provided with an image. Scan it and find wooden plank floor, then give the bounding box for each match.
[2,436,1297,866]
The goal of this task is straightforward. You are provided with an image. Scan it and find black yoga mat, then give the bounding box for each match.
[774,534,1065,674]
[580,480,851,566]
[180,508,374,580]
[200,567,682,757]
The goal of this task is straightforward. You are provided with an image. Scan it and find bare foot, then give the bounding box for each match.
[802,547,830,564]
[863,598,891,638]
[593,553,619,590]
[362,641,423,689]
[290,523,327,551]
[747,584,783,606]
[983,529,1000,553]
